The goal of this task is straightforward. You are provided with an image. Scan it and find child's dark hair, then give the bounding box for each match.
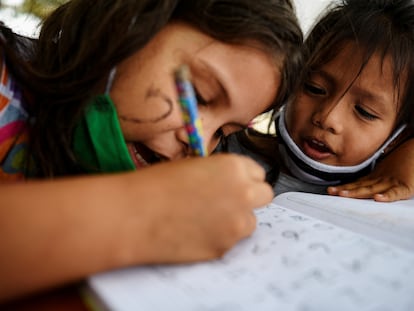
[301,0,414,135]
[10,0,302,177]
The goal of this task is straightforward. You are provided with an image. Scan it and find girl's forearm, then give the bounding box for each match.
[0,173,151,301]
[0,155,273,302]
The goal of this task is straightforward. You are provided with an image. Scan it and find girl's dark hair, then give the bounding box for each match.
[1,0,302,177]
[301,0,414,135]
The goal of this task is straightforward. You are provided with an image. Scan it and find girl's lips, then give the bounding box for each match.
[127,143,164,169]
[127,144,149,168]
[302,138,333,161]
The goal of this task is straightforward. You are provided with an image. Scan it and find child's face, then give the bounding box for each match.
[285,43,400,166]
[110,22,280,166]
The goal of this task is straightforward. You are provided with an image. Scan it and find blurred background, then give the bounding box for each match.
[0,0,66,37]
[0,0,334,38]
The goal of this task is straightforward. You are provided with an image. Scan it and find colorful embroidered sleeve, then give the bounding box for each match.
[0,58,30,181]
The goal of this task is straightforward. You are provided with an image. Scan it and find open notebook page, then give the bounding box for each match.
[86,193,414,311]
[275,192,414,252]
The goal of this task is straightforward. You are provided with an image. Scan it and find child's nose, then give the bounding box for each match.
[176,126,213,156]
[176,126,191,147]
[178,122,221,155]
[312,101,345,134]
[200,122,223,153]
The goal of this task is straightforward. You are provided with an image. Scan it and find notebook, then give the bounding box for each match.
[84,192,414,311]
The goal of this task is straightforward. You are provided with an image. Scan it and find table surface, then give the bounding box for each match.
[0,283,90,311]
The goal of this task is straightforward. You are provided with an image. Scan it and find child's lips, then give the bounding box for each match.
[302,138,333,161]
[127,143,165,168]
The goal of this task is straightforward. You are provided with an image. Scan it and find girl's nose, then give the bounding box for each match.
[176,127,193,155]
[177,121,221,155]
[199,121,222,153]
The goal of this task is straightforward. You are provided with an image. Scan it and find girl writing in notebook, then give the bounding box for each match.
[0,0,303,302]
[222,0,414,202]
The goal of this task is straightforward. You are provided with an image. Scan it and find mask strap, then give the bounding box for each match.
[376,124,406,157]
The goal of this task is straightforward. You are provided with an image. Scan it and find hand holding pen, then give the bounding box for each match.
[174,64,207,157]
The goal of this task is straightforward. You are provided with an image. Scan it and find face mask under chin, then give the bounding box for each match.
[73,93,136,173]
[276,106,405,185]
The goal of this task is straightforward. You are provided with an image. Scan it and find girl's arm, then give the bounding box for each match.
[327,138,414,202]
[0,154,273,302]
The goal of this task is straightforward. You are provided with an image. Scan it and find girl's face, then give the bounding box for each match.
[110,22,280,166]
[285,43,401,167]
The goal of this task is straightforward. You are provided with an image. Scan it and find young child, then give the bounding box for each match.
[222,0,414,202]
[0,0,303,302]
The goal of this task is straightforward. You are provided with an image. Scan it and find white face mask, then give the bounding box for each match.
[276,107,406,185]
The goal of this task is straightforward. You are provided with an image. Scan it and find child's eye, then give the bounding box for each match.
[303,82,327,96]
[195,90,208,106]
[355,105,378,121]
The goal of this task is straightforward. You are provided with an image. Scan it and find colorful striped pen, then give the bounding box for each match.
[174,64,207,157]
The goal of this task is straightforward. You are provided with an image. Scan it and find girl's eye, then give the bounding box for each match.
[355,105,378,121]
[304,82,327,96]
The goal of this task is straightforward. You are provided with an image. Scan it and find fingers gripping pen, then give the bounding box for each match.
[174,64,207,157]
